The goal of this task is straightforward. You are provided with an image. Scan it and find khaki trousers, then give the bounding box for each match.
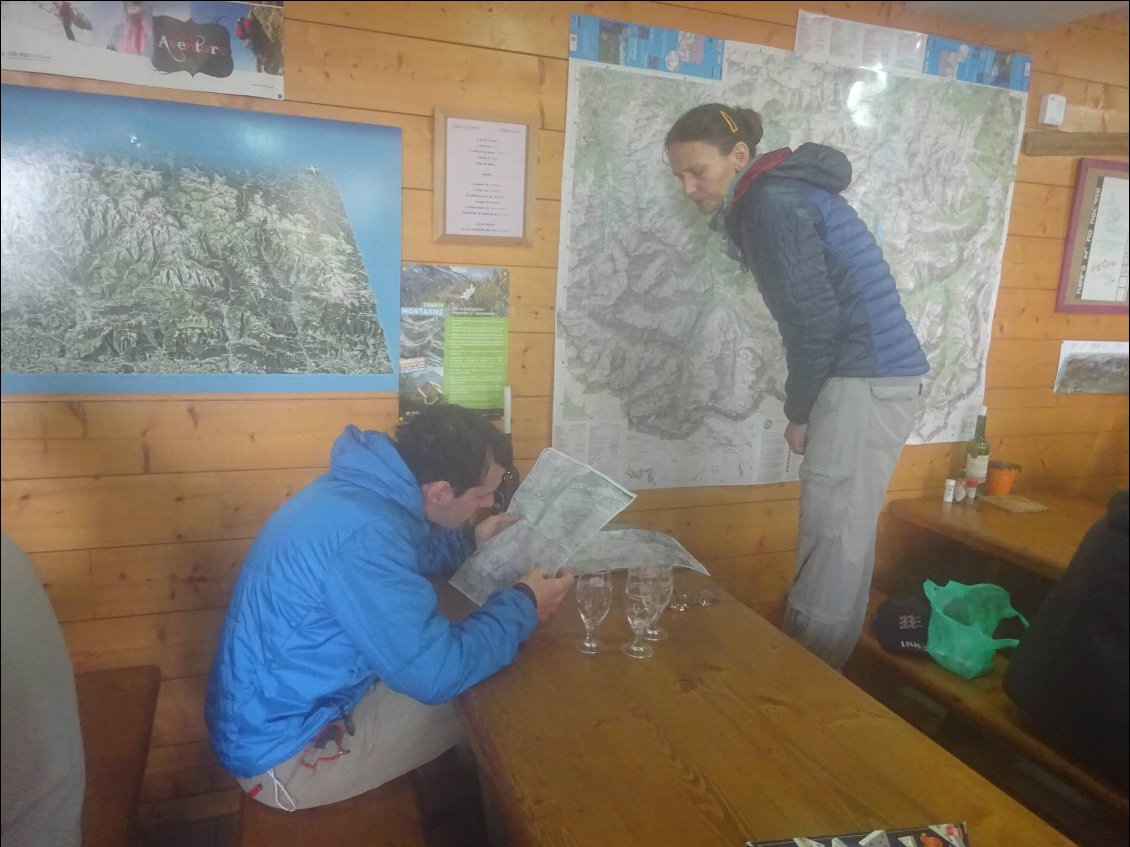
[782,376,922,669]
[238,681,463,810]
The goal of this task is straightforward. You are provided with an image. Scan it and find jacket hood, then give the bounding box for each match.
[329,425,422,513]
[734,143,852,204]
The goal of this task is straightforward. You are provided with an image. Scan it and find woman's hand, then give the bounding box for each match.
[784,421,808,455]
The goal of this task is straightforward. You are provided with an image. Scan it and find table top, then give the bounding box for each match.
[451,572,1072,847]
[887,491,1106,580]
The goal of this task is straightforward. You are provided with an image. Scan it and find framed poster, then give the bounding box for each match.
[433,109,537,246]
[1,84,401,394]
[1056,158,1129,314]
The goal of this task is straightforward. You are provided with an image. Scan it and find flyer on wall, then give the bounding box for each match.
[399,264,510,421]
[568,13,724,79]
[1,1,284,99]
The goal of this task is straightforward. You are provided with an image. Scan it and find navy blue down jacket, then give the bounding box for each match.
[205,425,537,778]
[724,143,928,424]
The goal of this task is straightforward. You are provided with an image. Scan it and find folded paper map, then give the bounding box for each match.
[566,528,709,576]
[449,448,635,605]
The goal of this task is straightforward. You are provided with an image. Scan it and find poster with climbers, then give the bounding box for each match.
[1,1,284,99]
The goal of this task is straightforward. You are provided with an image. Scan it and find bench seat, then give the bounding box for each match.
[75,665,162,847]
[855,588,1128,816]
[238,773,426,847]
[237,744,490,847]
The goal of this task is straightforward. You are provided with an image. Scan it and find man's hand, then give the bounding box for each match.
[784,421,808,455]
[517,566,574,622]
[473,512,519,548]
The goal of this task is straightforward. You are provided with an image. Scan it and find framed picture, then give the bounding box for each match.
[433,109,537,246]
[1056,157,1129,314]
[2,84,401,395]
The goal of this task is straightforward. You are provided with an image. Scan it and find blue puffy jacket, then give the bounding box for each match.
[724,143,929,424]
[205,425,538,778]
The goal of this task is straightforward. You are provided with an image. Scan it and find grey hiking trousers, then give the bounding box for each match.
[782,376,923,669]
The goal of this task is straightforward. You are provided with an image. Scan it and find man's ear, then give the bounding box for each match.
[421,480,454,505]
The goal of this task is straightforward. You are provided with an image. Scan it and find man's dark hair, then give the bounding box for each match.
[393,403,511,496]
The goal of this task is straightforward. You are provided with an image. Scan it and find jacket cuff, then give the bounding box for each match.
[511,582,537,609]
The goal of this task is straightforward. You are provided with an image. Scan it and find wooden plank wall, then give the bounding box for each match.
[2,0,1127,825]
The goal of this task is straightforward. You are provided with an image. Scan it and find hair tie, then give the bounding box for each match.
[719,110,738,134]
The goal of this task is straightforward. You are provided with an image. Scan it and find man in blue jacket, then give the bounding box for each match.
[206,403,573,810]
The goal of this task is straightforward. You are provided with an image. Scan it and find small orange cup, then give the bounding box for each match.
[984,461,1021,496]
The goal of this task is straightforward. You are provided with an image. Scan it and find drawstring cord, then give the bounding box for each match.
[268,767,297,812]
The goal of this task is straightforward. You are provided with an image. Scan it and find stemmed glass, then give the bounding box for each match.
[643,562,674,641]
[622,565,664,659]
[575,568,613,654]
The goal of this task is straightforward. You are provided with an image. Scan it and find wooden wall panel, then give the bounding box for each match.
[0,395,557,481]
[2,0,1127,824]
[33,548,94,623]
[985,386,1129,409]
[404,192,561,268]
[614,499,801,560]
[62,608,225,679]
[999,234,1068,290]
[287,0,575,58]
[627,480,798,512]
[154,676,210,749]
[1006,182,1072,239]
[703,550,797,609]
[993,288,1130,341]
[0,396,389,440]
[285,21,568,130]
[507,267,557,333]
[289,1,799,57]
[1014,154,1076,189]
[4,468,322,552]
[90,539,251,618]
[1018,23,1130,88]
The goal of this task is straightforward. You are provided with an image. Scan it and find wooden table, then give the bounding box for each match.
[452,572,1072,846]
[887,492,1105,581]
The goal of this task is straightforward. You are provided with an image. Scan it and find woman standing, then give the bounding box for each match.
[665,103,928,669]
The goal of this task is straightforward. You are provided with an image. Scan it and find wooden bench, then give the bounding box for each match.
[852,588,1128,817]
[239,773,425,847]
[74,665,162,847]
[238,746,487,847]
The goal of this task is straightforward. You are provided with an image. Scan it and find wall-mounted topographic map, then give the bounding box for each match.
[554,39,1025,489]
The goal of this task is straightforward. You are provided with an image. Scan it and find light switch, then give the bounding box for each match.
[1038,94,1066,127]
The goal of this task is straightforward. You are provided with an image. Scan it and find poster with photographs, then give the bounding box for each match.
[399,264,509,420]
[1,1,284,99]
[1054,341,1130,395]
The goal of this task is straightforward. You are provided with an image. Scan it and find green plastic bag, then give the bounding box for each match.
[923,580,1029,679]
